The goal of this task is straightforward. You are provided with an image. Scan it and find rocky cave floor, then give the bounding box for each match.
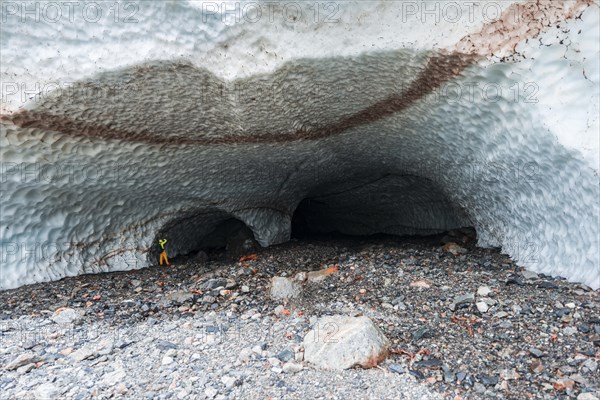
[0,235,599,400]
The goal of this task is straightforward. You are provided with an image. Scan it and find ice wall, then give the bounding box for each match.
[1,1,598,290]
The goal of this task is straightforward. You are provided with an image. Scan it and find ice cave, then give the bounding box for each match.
[1,0,599,290]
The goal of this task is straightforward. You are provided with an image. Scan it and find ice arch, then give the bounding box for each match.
[0,1,598,289]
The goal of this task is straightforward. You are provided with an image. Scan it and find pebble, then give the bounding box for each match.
[204,386,218,398]
[563,326,578,335]
[578,393,599,400]
[450,293,474,311]
[476,301,489,313]
[70,347,96,362]
[51,307,82,325]
[389,364,405,374]
[521,270,539,280]
[221,375,238,389]
[5,353,42,370]
[269,277,302,300]
[529,348,544,358]
[282,362,303,374]
[102,368,126,386]
[33,383,60,399]
[477,286,492,297]
[412,327,434,340]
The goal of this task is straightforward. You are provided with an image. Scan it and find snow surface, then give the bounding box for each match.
[0,1,598,289]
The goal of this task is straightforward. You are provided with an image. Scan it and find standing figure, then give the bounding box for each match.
[158,238,170,266]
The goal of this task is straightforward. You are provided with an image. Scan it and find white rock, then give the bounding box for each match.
[521,270,539,280]
[4,353,42,370]
[102,368,126,386]
[238,347,253,362]
[205,386,218,399]
[162,356,174,365]
[51,307,82,325]
[33,383,60,399]
[16,363,35,374]
[269,277,302,300]
[70,347,95,362]
[476,301,489,313]
[221,375,238,389]
[477,286,492,297]
[563,327,578,335]
[273,305,286,316]
[303,315,389,370]
[283,362,303,373]
[577,393,599,400]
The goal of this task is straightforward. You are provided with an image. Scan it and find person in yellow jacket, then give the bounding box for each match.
[158,239,170,266]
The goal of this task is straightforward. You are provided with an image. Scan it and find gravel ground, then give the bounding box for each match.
[1,235,599,400]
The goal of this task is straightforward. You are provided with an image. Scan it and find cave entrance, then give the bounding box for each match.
[290,174,476,246]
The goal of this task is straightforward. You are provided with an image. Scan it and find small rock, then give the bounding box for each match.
[5,353,42,370]
[270,277,302,300]
[241,285,250,293]
[238,347,253,362]
[306,266,338,283]
[275,349,294,362]
[494,311,509,319]
[409,369,425,380]
[33,383,60,399]
[51,307,82,325]
[102,368,126,386]
[116,383,128,395]
[282,362,303,374]
[294,272,308,282]
[389,363,405,374]
[441,366,455,382]
[521,270,539,280]
[474,382,486,393]
[162,356,174,365]
[529,348,544,358]
[450,293,474,311]
[506,275,524,286]
[582,358,597,373]
[204,386,218,399]
[221,375,238,389]
[415,357,442,368]
[476,302,489,313]
[530,359,544,374]
[273,305,286,316]
[554,378,575,390]
[538,281,558,289]
[410,280,430,288]
[578,393,599,400]
[500,369,520,380]
[563,326,578,336]
[303,315,389,370]
[157,340,177,351]
[202,278,228,290]
[477,286,492,297]
[442,242,467,255]
[168,291,194,303]
[412,327,434,340]
[70,347,96,362]
[16,363,35,375]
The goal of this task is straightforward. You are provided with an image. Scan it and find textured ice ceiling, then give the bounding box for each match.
[0,1,599,290]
